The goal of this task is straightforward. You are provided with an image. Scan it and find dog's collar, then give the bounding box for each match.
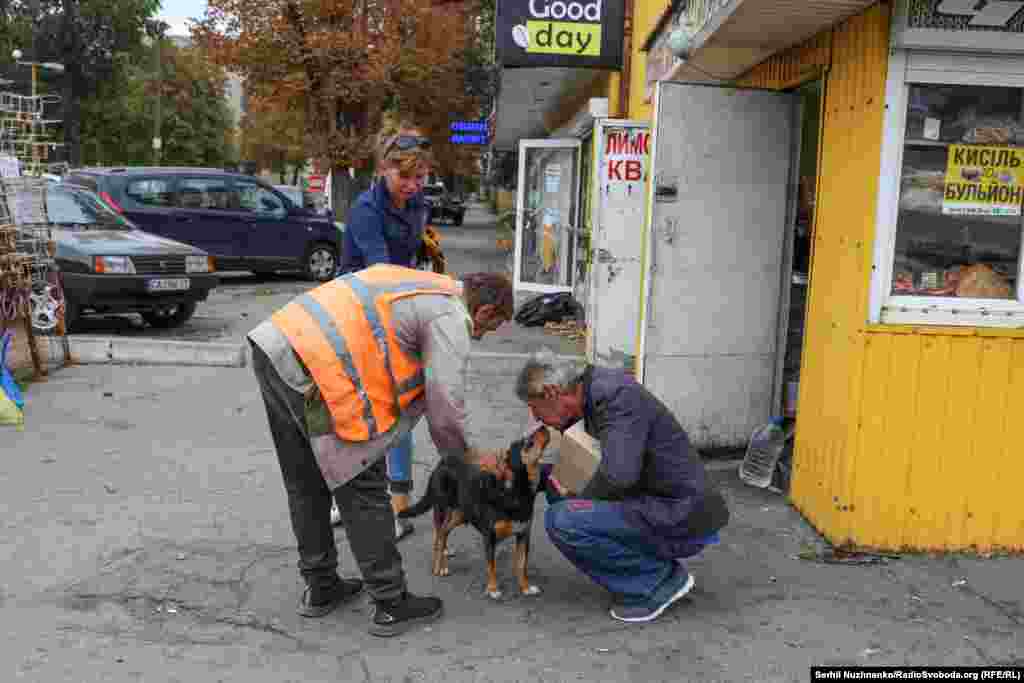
[507,441,523,471]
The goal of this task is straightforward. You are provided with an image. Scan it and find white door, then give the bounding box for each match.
[638,82,798,449]
[514,140,581,303]
[588,120,651,372]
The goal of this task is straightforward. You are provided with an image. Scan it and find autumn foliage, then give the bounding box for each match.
[195,0,483,176]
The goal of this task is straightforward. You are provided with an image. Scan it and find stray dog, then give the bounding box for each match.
[399,427,551,599]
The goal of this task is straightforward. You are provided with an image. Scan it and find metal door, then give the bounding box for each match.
[588,119,651,371]
[514,139,581,301]
[638,82,798,449]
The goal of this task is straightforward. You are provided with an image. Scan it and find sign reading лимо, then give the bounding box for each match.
[943,145,1024,217]
[496,0,625,69]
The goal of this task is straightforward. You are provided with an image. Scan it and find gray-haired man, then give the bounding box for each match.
[517,352,730,623]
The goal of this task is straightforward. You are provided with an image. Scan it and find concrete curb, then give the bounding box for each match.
[467,351,585,376]
[67,336,247,368]
[45,343,575,371]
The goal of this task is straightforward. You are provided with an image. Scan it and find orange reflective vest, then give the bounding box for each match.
[271,264,461,442]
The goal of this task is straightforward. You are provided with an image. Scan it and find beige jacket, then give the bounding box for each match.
[248,289,479,489]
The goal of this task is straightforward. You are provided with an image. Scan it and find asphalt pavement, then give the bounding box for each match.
[3,362,1022,682]
[68,202,584,358]
[5,201,1022,681]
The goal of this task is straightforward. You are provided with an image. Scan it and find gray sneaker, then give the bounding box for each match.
[609,571,695,623]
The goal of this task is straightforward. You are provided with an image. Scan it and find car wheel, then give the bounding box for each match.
[141,301,197,329]
[306,243,337,282]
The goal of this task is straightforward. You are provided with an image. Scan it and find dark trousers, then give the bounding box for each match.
[251,343,405,602]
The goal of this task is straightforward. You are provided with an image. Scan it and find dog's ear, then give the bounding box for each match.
[530,426,551,450]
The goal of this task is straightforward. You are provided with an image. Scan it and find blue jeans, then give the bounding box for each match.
[545,498,717,606]
[385,431,414,494]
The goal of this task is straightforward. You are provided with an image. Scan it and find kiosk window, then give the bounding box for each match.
[892,84,1023,301]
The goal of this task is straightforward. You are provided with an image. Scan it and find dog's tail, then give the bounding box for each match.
[397,489,436,518]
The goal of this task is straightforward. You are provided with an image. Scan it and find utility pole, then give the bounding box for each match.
[152,32,163,165]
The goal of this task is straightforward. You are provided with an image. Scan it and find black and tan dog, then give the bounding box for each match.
[398,427,551,599]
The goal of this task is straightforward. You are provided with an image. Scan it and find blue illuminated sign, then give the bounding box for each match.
[450,120,488,133]
[450,133,489,145]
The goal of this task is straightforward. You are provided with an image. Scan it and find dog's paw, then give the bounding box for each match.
[521,584,542,597]
[433,566,450,577]
[486,589,503,600]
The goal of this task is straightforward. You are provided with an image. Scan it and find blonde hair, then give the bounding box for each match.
[375,114,434,175]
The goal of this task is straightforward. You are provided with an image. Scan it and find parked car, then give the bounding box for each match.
[423,184,466,226]
[43,183,218,330]
[65,167,342,281]
[274,184,310,209]
[274,183,337,221]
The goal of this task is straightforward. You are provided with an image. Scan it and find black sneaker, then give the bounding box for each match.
[369,592,443,637]
[297,577,364,618]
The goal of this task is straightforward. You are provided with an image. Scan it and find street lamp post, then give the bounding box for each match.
[142,30,164,165]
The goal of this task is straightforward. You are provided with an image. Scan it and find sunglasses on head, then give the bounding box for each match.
[386,135,432,158]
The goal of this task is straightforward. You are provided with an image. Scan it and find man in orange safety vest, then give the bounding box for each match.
[247,265,513,637]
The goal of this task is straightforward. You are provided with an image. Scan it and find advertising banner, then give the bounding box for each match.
[894,0,1024,52]
[943,144,1024,217]
[496,0,626,69]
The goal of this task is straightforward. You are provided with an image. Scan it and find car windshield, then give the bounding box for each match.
[275,186,302,206]
[45,185,128,230]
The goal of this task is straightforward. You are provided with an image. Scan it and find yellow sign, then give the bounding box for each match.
[526,20,601,56]
[943,144,1024,217]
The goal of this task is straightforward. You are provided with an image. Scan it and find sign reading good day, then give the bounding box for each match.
[496,0,626,69]
[943,144,1024,217]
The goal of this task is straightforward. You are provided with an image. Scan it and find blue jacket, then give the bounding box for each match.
[580,365,730,559]
[340,180,426,273]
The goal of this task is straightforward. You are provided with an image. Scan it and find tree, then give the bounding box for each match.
[79,41,236,167]
[0,0,162,166]
[196,0,483,214]
[239,97,307,184]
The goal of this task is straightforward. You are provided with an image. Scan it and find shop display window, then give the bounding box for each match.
[891,84,1023,302]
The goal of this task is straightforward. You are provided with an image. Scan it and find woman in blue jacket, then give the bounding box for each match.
[332,119,434,541]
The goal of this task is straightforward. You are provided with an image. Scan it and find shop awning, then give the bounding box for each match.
[661,0,878,82]
[492,67,605,151]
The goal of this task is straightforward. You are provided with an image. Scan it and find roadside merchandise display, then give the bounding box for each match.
[0,177,69,385]
[0,330,23,427]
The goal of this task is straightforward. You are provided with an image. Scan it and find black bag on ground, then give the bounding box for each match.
[514,292,581,327]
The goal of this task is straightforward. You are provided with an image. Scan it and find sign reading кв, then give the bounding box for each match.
[496,0,625,69]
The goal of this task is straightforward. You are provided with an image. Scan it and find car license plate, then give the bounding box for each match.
[146,278,190,292]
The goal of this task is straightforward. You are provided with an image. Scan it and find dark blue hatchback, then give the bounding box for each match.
[66,167,342,281]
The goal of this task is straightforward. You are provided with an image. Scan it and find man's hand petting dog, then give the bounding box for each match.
[398,428,551,600]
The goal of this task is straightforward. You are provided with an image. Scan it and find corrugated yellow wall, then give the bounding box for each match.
[546,0,668,132]
[738,1,1024,553]
[627,0,667,121]
[736,32,832,90]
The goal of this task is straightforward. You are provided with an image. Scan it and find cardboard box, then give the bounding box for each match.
[551,420,602,496]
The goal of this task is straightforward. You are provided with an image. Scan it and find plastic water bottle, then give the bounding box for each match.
[739,417,791,489]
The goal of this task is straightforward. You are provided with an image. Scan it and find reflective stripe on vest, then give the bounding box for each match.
[271,265,460,442]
